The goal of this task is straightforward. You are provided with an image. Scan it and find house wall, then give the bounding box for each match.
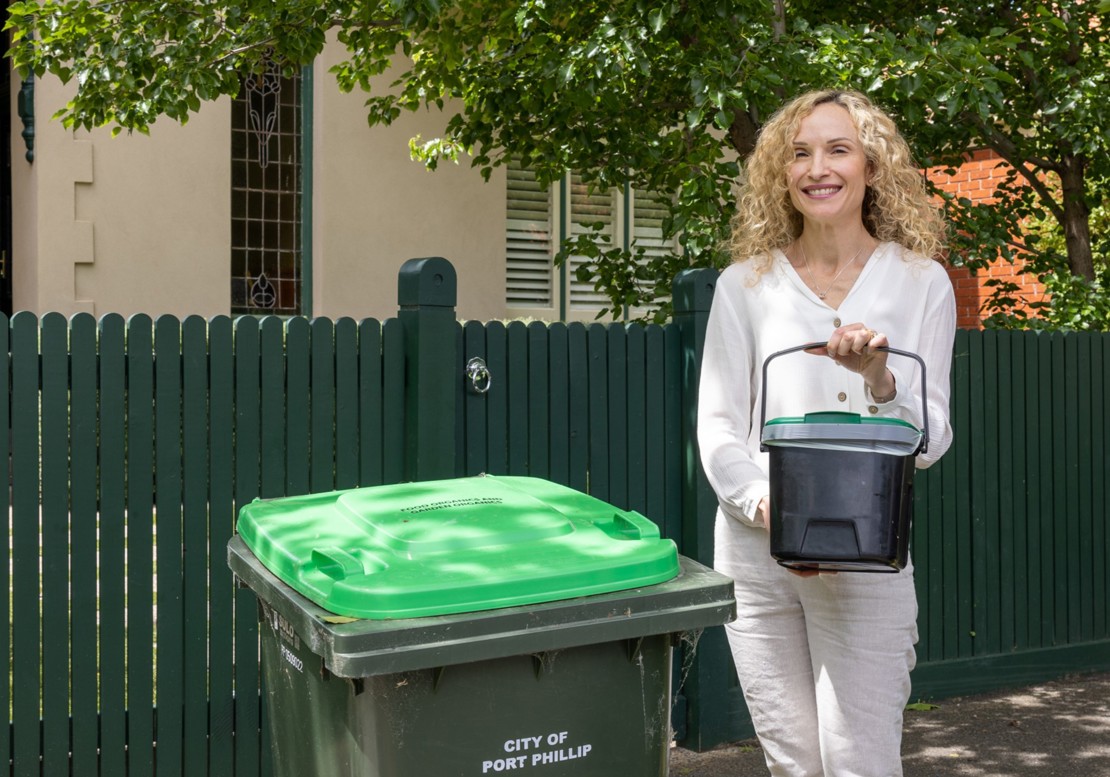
[310,47,506,323]
[10,73,231,318]
[8,42,509,322]
[928,149,1046,329]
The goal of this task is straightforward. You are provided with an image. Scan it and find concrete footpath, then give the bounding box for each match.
[669,671,1110,776]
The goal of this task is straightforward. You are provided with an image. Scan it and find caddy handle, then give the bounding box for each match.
[759,342,929,455]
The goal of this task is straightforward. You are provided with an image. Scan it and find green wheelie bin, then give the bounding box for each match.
[228,474,734,777]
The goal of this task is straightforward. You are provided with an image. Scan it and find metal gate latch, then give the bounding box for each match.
[465,357,491,394]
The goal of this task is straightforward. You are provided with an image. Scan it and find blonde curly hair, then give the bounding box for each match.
[729,89,947,271]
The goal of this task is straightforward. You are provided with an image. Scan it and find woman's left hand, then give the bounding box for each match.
[808,324,896,399]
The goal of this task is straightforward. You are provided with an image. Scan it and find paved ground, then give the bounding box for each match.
[669,672,1110,776]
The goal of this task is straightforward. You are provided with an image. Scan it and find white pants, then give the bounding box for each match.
[714,510,918,777]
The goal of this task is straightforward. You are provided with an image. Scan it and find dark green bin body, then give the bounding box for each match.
[228,536,733,777]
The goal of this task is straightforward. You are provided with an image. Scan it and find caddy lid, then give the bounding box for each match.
[762,411,923,455]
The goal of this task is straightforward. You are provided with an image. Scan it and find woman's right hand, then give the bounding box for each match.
[760,495,825,577]
[756,495,771,529]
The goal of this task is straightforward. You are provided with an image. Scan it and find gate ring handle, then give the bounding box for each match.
[465,357,492,395]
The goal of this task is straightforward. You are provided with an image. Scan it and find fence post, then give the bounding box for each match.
[673,266,750,750]
[672,267,719,566]
[397,257,458,482]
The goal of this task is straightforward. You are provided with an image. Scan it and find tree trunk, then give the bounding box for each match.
[772,0,787,39]
[1059,155,1094,281]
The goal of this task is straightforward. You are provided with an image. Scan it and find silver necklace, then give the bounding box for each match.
[798,242,866,299]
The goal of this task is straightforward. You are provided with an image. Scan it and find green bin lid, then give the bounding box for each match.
[235,475,680,620]
[762,411,923,455]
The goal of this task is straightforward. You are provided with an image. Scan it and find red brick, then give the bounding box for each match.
[927,151,1046,328]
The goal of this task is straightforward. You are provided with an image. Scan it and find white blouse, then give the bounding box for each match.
[697,241,957,527]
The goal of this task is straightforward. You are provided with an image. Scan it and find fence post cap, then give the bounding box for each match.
[673,267,719,314]
[398,257,457,308]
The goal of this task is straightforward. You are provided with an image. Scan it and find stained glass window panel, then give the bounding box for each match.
[231,65,302,315]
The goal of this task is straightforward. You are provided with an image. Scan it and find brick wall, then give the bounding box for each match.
[926,149,1045,329]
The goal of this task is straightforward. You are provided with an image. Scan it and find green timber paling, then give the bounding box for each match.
[3,259,1109,776]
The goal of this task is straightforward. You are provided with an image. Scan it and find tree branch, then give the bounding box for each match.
[970,114,1065,223]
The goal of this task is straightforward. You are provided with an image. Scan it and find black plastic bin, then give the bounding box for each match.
[759,343,930,572]
[228,475,735,777]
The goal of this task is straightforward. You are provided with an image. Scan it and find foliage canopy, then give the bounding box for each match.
[6,0,1109,326]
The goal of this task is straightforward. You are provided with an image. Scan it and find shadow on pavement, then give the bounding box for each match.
[669,671,1110,777]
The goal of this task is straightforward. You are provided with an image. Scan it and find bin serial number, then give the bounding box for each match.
[279,643,304,673]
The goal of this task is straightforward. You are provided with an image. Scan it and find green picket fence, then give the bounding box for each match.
[456,318,685,538]
[4,258,1109,775]
[909,328,1110,693]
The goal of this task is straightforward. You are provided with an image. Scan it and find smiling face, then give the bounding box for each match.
[787,102,872,230]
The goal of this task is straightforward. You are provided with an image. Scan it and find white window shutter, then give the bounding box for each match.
[568,172,616,310]
[630,188,676,260]
[506,160,553,306]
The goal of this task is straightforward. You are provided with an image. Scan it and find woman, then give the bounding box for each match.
[698,89,956,776]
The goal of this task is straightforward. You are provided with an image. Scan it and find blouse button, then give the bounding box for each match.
[833,317,842,327]
[837,392,847,402]
[868,405,879,415]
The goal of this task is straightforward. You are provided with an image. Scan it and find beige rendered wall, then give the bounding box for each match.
[10,42,515,322]
[312,45,507,323]
[10,73,230,318]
